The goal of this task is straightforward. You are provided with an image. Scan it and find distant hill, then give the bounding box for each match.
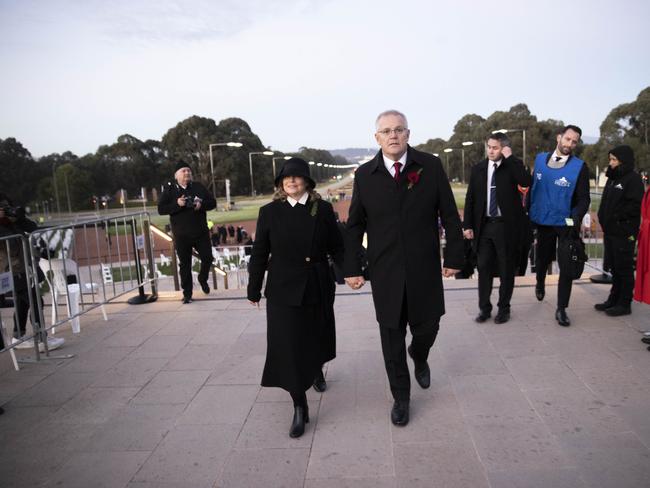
[328,148,377,163]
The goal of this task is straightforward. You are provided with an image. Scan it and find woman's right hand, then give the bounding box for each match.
[249,300,260,308]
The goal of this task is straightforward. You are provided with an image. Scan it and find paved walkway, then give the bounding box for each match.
[1,276,650,488]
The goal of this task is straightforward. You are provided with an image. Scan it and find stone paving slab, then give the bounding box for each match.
[0,276,649,487]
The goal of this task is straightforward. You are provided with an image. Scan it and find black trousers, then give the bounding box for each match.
[13,284,42,339]
[477,220,515,313]
[379,289,438,401]
[604,234,636,307]
[535,225,573,308]
[175,232,213,298]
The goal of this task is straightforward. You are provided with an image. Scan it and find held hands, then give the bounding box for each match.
[463,229,474,240]
[249,300,260,308]
[442,268,460,278]
[345,276,365,290]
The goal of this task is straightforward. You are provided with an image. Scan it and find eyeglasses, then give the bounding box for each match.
[376,127,408,137]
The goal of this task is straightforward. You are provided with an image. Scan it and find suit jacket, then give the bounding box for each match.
[247,197,344,307]
[463,155,531,258]
[344,146,464,328]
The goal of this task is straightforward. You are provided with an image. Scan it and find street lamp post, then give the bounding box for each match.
[51,161,61,215]
[248,151,274,196]
[272,156,291,181]
[208,142,243,201]
[493,129,527,166]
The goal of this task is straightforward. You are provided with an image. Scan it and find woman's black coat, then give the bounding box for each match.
[247,197,344,391]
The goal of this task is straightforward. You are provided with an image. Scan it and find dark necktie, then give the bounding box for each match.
[393,162,402,182]
[489,162,498,217]
[555,156,562,162]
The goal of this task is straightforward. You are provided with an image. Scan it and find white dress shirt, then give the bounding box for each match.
[383,152,408,178]
[486,159,502,217]
[287,192,309,207]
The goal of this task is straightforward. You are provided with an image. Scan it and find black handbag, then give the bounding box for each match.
[557,229,588,280]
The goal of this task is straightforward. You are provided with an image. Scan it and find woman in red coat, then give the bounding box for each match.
[634,183,650,304]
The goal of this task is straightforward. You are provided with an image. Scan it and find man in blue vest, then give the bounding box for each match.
[529,125,591,326]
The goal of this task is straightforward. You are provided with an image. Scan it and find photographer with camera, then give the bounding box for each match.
[158,161,216,303]
[0,193,65,351]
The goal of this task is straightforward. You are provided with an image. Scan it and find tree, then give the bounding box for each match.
[0,138,37,205]
[598,86,650,171]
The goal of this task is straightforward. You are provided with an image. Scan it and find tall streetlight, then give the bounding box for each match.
[493,129,527,166]
[208,142,243,201]
[51,161,61,215]
[460,140,487,183]
[272,156,291,181]
[248,151,274,196]
[443,148,453,177]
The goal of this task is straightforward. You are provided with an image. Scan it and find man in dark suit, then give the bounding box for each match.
[529,125,590,326]
[344,110,464,426]
[463,132,531,324]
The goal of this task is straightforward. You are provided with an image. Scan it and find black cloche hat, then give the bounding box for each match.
[274,157,315,189]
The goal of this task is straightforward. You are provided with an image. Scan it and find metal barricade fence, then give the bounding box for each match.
[582,191,606,274]
[0,212,158,369]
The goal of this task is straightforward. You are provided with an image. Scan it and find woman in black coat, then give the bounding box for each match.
[595,145,645,316]
[247,158,344,438]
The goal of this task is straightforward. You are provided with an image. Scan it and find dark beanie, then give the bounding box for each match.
[174,160,191,173]
[609,145,634,167]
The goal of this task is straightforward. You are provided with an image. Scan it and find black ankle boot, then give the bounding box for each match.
[289,404,310,438]
[313,369,327,392]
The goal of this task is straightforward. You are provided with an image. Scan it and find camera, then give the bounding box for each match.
[0,205,24,219]
[183,195,202,209]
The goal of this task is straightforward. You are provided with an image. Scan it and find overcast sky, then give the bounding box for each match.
[1,0,649,158]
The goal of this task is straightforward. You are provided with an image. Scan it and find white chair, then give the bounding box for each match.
[39,258,108,333]
[159,253,171,266]
[101,263,114,284]
[222,248,231,260]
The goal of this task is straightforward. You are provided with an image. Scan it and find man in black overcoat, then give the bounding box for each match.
[463,132,531,324]
[344,110,464,426]
[158,160,216,303]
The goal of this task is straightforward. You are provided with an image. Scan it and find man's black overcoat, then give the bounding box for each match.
[344,146,464,328]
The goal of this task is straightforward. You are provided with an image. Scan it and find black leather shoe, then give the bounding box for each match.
[535,283,545,301]
[641,337,650,345]
[494,310,510,324]
[407,345,430,389]
[594,300,614,312]
[391,400,409,426]
[605,305,631,317]
[289,405,310,438]
[198,279,210,295]
[555,308,571,327]
[182,296,193,304]
[313,369,327,393]
[475,311,491,323]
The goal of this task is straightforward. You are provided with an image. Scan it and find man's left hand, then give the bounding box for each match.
[442,268,460,277]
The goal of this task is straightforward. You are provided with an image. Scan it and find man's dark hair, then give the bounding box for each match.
[559,125,582,137]
[487,132,511,147]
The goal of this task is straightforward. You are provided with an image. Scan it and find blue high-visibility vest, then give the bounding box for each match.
[529,152,583,226]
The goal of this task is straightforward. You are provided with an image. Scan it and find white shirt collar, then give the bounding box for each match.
[383,151,408,175]
[489,158,502,168]
[552,150,569,163]
[287,192,309,207]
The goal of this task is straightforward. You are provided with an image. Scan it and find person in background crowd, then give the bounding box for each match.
[157,161,216,303]
[463,132,531,324]
[528,125,590,326]
[595,145,644,316]
[0,193,65,351]
[637,174,650,350]
[248,158,344,438]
